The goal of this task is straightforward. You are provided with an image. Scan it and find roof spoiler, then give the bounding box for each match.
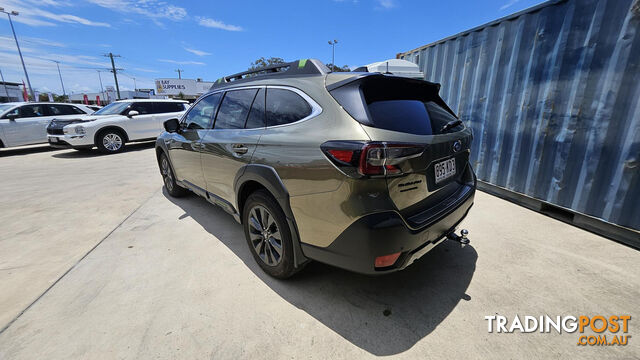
[210,59,329,90]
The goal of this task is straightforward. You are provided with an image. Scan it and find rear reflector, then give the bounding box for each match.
[374,252,401,268]
[327,149,354,163]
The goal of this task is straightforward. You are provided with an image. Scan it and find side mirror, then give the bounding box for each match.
[127,110,139,117]
[6,113,18,121]
[163,118,180,133]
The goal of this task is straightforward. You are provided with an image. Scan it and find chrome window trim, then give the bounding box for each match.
[202,85,323,131]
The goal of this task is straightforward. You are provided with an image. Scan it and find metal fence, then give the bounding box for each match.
[398,0,640,235]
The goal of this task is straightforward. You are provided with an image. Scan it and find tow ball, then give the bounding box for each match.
[447,229,470,245]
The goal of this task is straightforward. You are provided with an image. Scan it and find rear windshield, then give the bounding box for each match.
[329,75,462,135]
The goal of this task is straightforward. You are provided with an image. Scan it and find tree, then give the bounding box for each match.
[177,92,185,100]
[248,57,286,71]
[38,94,49,102]
[53,94,68,102]
[326,63,350,72]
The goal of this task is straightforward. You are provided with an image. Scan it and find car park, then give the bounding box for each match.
[47,99,188,154]
[156,59,476,278]
[0,102,94,149]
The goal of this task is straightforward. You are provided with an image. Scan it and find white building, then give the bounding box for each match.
[154,78,214,100]
[0,81,23,103]
[69,89,164,105]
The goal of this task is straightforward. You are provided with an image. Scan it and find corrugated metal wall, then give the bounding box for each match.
[399,0,640,232]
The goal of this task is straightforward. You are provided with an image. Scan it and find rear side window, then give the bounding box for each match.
[153,102,185,114]
[183,93,221,130]
[215,89,258,129]
[266,88,311,127]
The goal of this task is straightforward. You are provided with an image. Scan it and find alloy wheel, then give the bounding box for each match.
[102,133,123,151]
[161,157,174,192]
[248,205,283,266]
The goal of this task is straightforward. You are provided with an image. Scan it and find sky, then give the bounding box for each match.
[0,0,544,95]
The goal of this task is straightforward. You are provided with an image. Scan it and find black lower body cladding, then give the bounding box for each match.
[300,188,475,275]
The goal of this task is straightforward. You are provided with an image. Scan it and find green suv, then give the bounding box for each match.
[156,59,476,278]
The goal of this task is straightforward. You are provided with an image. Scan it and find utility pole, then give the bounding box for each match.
[1,9,35,101]
[0,68,9,99]
[104,53,121,99]
[50,60,66,98]
[328,39,338,71]
[175,69,183,79]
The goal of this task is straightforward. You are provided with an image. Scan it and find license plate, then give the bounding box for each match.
[435,158,456,183]
[50,137,58,143]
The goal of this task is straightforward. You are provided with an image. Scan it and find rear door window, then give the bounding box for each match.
[48,104,78,116]
[245,88,265,129]
[214,89,258,129]
[265,88,311,127]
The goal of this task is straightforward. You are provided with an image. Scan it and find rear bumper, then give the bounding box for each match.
[300,185,475,274]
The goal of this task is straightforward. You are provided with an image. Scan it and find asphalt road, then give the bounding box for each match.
[0,144,638,359]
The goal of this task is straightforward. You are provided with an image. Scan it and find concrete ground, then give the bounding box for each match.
[0,144,638,359]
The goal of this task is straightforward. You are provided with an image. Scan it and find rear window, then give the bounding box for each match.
[329,75,462,135]
[368,100,433,135]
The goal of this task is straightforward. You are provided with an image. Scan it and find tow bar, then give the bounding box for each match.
[447,229,470,245]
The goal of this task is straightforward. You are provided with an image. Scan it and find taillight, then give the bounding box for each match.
[321,141,424,178]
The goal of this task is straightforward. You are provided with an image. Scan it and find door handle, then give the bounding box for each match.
[232,144,249,155]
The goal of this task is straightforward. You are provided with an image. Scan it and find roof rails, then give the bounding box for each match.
[210,58,329,90]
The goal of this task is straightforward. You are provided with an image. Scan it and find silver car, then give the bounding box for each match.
[0,102,94,149]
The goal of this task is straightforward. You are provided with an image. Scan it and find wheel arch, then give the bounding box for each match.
[234,164,309,268]
[94,126,129,145]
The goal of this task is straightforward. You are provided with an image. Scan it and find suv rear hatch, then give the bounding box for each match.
[325,74,475,229]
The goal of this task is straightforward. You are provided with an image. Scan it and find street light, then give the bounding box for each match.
[328,39,338,71]
[0,8,35,101]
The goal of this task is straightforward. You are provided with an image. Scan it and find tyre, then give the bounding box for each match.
[159,153,188,197]
[243,190,300,278]
[96,129,125,154]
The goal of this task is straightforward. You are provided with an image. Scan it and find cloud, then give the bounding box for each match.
[197,17,243,31]
[158,59,205,66]
[376,0,396,9]
[87,0,187,23]
[184,47,211,57]
[0,0,110,27]
[499,0,520,10]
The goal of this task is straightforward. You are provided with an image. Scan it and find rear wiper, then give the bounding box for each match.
[440,119,463,133]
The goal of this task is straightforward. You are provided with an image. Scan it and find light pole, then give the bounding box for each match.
[97,70,106,104]
[0,67,9,100]
[0,8,35,101]
[328,39,338,71]
[50,60,66,98]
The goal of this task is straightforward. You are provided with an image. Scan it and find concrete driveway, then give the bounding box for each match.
[0,144,638,359]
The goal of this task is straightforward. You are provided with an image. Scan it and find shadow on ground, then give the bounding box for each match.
[163,189,477,356]
[0,144,59,157]
[51,141,155,158]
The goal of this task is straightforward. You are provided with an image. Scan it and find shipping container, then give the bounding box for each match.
[398,0,639,246]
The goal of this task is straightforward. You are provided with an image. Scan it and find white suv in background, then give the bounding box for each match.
[47,99,188,154]
[0,102,94,149]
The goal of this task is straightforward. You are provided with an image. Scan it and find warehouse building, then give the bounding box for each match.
[0,81,23,103]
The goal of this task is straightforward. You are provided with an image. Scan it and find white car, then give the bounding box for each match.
[0,102,95,149]
[47,99,188,154]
